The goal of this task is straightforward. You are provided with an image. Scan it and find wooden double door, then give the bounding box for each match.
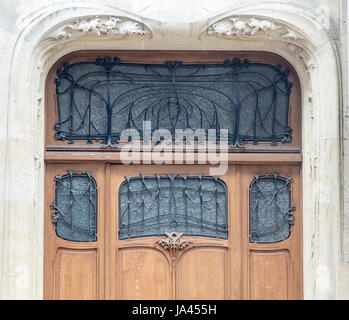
[44,163,302,300]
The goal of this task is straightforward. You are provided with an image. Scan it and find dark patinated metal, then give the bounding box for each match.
[54,57,293,147]
[249,173,295,243]
[50,170,98,242]
[118,174,228,240]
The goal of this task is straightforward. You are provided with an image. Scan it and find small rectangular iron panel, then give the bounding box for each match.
[249,174,295,243]
[50,171,98,242]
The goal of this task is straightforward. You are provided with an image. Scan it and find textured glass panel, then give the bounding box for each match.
[119,174,228,240]
[55,57,293,147]
[249,174,294,243]
[51,171,97,242]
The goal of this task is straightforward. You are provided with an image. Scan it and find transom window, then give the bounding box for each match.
[53,56,293,147]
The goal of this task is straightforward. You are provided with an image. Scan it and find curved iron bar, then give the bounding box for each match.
[54,57,293,146]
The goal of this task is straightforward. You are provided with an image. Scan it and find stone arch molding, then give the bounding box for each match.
[0,4,341,300]
[202,14,316,74]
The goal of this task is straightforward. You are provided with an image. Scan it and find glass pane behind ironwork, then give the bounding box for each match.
[249,174,293,243]
[52,171,97,242]
[54,57,293,147]
[118,174,228,240]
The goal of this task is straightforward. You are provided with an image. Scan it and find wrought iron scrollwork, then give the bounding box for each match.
[54,57,293,147]
[118,174,228,240]
[249,173,295,243]
[50,170,98,242]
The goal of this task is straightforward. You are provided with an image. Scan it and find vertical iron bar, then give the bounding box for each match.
[215,177,218,235]
[126,177,131,239]
[88,179,92,235]
[198,175,203,231]
[106,70,113,146]
[273,175,279,230]
[183,175,188,230]
[88,92,92,144]
[156,175,161,231]
[69,170,74,233]
[271,89,277,145]
[69,88,74,143]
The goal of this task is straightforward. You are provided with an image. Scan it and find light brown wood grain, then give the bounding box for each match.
[249,250,291,300]
[241,164,303,300]
[118,248,171,300]
[108,164,236,300]
[176,247,228,300]
[55,249,98,300]
[44,51,303,300]
[44,162,106,300]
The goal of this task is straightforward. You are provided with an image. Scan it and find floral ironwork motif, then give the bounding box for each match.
[50,170,98,242]
[118,174,228,240]
[249,173,295,243]
[54,57,293,147]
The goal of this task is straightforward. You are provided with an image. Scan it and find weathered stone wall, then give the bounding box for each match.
[0,0,347,299]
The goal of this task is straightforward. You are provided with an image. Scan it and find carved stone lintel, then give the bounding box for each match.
[206,16,305,42]
[45,15,151,42]
[205,16,317,72]
[154,232,194,266]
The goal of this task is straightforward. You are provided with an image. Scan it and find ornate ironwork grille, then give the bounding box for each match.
[249,174,295,243]
[118,174,228,240]
[54,57,293,147]
[50,170,98,242]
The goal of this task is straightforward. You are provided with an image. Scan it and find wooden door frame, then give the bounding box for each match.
[107,164,237,300]
[44,160,303,300]
[44,50,303,300]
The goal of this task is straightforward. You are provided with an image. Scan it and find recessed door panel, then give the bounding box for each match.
[177,247,228,300]
[249,250,290,300]
[45,163,301,300]
[108,165,236,300]
[117,248,171,300]
[55,249,98,300]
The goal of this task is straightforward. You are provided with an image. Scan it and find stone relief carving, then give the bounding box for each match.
[286,43,315,73]
[45,16,151,41]
[206,16,305,41]
[205,16,316,76]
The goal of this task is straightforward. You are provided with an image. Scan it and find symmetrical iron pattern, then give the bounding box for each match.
[50,170,98,242]
[54,57,293,147]
[118,174,228,240]
[249,173,295,243]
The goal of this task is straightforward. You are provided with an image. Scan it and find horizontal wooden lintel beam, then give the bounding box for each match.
[45,151,302,164]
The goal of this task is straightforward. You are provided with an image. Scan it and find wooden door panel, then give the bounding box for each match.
[44,163,105,300]
[109,165,236,300]
[44,50,303,300]
[45,163,301,300]
[249,250,291,300]
[176,247,228,300]
[117,247,171,300]
[55,249,98,300]
[241,165,302,300]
